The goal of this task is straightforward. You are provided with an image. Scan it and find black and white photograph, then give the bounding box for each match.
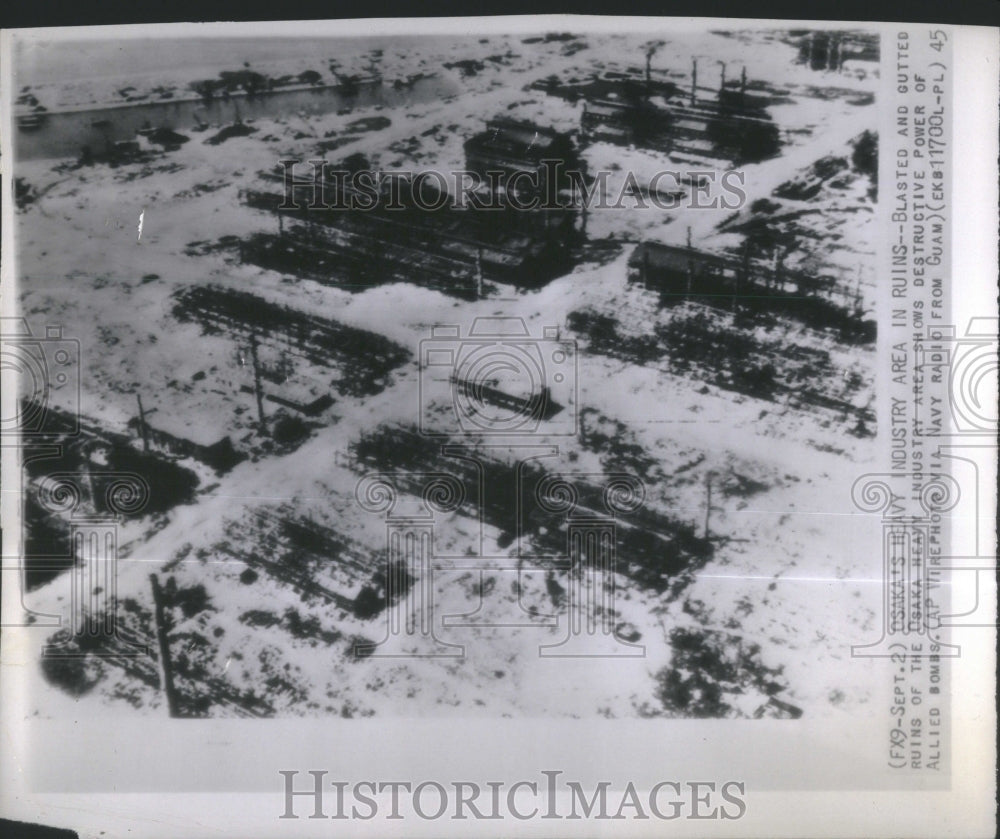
[0,14,995,839]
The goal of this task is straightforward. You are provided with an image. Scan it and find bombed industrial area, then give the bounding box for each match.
[9,26,881,720]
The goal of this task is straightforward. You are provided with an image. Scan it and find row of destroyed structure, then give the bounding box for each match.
[240,108,873,337]
[795,30,880,72]
[537,61,781,164]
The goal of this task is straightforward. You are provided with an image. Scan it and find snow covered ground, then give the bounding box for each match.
[11,27,882,719]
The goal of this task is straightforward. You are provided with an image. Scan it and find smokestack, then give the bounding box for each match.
[250,331,266,434]
[644,41,663,95]
[136,393,149,452]
[690,58,698,105]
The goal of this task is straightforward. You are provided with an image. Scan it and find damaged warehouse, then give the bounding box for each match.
[233,117,585,298]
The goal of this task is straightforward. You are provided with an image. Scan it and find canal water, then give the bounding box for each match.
[14,75,460,161]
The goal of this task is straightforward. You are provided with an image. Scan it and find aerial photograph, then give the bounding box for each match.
[9,25,880,719]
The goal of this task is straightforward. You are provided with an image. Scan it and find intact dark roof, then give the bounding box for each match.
[465,118,572,160]
[629,242,735,274]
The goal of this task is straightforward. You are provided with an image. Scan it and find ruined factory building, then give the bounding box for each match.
[627,241,875,342]
[243,162,575,297]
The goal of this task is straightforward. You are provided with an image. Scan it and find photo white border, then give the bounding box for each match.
[0,16,995,839]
